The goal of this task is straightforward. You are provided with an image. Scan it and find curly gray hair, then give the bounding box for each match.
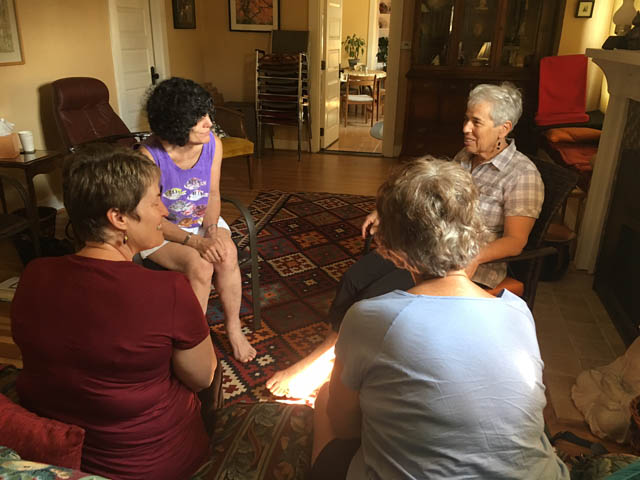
[375,157,485,278]
[468,82,522,128]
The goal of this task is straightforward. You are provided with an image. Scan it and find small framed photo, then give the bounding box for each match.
[575,1,594,18]
[173,0,196,29]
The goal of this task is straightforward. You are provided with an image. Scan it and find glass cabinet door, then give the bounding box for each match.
[457,0,499,67]
[500,0,543,68]
[415,0,455,66]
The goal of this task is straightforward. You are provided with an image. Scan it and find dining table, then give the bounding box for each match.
[340,68,387,82]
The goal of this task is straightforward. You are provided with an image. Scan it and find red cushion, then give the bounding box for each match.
[0,393,85,469]
[536,55,590,127]
[544,127,601,144]
[553,144,597,168]
[485,276,524,298]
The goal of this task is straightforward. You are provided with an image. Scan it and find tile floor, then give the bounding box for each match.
[534,266,627,425]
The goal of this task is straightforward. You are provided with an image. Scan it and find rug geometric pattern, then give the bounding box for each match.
[207,190,373,406]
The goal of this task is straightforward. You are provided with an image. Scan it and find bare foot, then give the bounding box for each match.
[227,325,256,362]
[267,364,305,397]
[267,346,336,398]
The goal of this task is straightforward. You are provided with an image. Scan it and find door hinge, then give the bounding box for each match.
[320,128,325,136]
[321,60,326,70]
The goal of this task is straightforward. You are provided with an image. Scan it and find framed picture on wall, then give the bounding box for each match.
[173,0,196,29]
[575,1,594,18]
[0,0,24,66]
[229,0,280,32]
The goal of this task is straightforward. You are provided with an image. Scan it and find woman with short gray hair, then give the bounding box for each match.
[310,158,568,479]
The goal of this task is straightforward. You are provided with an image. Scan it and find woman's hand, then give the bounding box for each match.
[361,210,380,238]
[191,233,227,264]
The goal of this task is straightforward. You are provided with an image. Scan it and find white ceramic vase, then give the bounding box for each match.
[613,0,638,36]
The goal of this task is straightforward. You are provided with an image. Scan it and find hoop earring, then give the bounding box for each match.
[123,231,128,245]
[496,139,501,150]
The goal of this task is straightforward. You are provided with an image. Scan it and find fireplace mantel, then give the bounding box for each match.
[575,49,640,271]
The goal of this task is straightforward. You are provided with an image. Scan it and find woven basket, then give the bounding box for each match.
[630,395,640,454]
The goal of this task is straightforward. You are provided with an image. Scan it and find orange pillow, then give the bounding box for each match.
[0,393,85,469]
[545,127,601,144]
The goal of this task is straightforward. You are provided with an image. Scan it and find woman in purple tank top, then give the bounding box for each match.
[139,77,256,363]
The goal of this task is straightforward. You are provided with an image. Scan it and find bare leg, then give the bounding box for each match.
[147,242,213,312]
[266,327,338,397]
[311,383,335,465]
[213,229,256,363]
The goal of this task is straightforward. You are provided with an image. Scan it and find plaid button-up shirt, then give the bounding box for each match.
[454,141,544,288]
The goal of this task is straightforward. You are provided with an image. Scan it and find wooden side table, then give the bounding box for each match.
[0,150,63,235]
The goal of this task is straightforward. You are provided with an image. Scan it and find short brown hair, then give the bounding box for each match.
[375,157,485,278]
[63,144,159,244]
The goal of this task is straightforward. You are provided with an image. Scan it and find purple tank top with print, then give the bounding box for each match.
[143,132,215,233]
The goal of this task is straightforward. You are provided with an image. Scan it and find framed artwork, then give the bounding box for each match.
[173,0,196,29]
[229,0,279,32]
[0,0,24,66]
[575,1,594,18]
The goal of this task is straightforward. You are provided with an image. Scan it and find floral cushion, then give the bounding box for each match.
[0,446,109,480]
[192,402,313,480]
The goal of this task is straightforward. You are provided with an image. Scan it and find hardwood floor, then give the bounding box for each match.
[325,123,383,154]
[220,149,397,221]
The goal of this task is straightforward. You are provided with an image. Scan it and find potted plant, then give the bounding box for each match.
[377,36,389,71]
[343,34,366,68]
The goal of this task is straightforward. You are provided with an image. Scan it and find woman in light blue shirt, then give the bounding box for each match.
[310,158,568,480]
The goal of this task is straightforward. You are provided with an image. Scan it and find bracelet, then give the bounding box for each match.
[182,232,192,245]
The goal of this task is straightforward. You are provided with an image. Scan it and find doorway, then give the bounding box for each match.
[310,0,399,156]
[326,0,389,155]
[108,0,170,132]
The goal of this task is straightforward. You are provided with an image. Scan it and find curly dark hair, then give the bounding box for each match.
[145,77,214,146]
[63,143,159,245]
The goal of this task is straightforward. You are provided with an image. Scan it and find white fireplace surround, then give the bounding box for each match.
[575,49,640,272]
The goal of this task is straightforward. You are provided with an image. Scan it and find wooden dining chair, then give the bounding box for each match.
[341,74,376,126]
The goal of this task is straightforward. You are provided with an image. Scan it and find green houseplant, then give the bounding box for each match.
[343,34,366,68]
[377,36,389,71]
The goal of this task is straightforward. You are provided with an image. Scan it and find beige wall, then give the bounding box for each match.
[342,0,371,66]
[0,0,118,207]
[557,0,618,111]
[165,0,206,82]
[201,0,308,148]
[202,0,308,102]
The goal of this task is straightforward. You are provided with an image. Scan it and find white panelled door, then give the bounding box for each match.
[321,0,342,148]
[109,0,158,132]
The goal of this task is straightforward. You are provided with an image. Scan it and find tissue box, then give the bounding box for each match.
[0,133,20,159]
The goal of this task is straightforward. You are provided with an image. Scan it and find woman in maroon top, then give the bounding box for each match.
[11,144,216,480]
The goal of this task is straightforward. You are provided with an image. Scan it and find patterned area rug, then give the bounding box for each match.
[207,190,375,405]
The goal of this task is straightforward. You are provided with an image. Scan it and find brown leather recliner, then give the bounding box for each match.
[52,77,144,150]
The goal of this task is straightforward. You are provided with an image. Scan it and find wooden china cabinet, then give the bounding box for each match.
[402,0,566,157]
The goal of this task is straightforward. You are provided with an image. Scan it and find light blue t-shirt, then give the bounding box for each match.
[336,289,569,480]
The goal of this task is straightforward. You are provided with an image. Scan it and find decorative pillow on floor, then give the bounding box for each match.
[0,445,109,480]
[0,394,85,470]
[569,453,640,480]
[191,402,314,480]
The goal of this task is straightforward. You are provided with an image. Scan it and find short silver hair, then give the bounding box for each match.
[468,82,523,128]
[375,157,486,278]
